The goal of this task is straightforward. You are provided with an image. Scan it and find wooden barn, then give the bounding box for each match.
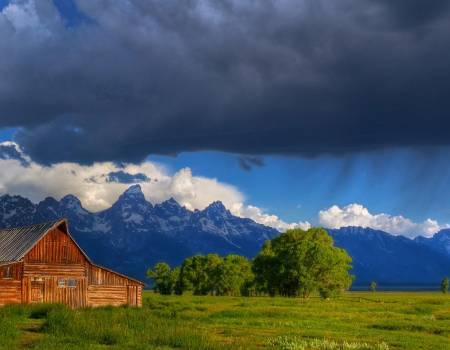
[0,219,144,308]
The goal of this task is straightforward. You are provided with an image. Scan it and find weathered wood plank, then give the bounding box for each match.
[0,279,21,305]
[24,263,86,277]
[87,285,128,307]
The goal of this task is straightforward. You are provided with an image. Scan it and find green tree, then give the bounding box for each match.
[370,281,377,292]
[173,254,253,296]
[180,255,210,295]
[215,255,254,296]
[253,228,353,298]
[252,241,278,296]
[171,267,183,295]
[441,277,449,294]
[317,243,354,299]
[147,262,174,295]
[205,254,223,295]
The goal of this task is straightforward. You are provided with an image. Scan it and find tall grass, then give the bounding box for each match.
[267,336,390,350]
[0,292,449,349]
[30,303,233,349]
[0,305,24,349]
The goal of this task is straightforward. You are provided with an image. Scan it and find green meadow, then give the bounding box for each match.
[1,292,449,349]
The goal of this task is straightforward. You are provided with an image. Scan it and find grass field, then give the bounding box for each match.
[0,292,449,349]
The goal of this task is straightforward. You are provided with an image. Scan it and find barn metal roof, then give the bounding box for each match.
[0,220,66,262]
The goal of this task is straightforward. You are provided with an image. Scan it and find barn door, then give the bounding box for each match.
[127,286,137,306]
[31,280,44,303]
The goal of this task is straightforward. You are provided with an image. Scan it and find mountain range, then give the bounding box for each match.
[0,185,449,287]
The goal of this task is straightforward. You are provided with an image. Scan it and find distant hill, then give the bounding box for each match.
[328,227,450,286]
[415,229,450,257]
[1,185,449,286]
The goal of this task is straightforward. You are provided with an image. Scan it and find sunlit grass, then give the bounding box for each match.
[0,292,449,349]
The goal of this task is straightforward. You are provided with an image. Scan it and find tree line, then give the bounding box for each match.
[369,278,449,293]
[147,228,354,298]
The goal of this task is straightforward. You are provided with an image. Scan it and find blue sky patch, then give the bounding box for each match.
[0,0,8,11]
[52,0,92,27]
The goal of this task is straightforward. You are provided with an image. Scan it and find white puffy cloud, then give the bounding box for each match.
[231,203,311,232]
[0,142,299,231]
[319,203,449,238]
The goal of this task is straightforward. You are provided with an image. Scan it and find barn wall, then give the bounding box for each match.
[87,285,128,307]
[87,265,143,307]
[0,280,21,305]
[126,285,142,307]
[137,286,142,306]
[0,262,22,305]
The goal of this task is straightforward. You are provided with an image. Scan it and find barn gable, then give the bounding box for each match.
[24,223,90,265]
[0,219,91,264]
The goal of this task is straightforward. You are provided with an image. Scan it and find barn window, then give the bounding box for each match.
[68,279,77,288]
[3,266,12,279]
[58,279,66,288]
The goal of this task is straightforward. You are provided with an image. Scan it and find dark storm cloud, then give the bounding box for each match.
[105,171,150,184]
[1,0,450,164]
[368,0,450,28]
[238,156,265,171]
[85,170,150,184]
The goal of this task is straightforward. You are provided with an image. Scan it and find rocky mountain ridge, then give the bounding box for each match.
[1,185,449,286]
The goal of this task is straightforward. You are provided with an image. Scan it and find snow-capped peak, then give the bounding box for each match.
[204,201,227,214]
[60,194,82,208]
[162,197,180,207]
[59,194,88,216]
[118,184,146,202]
[124,184,143,195]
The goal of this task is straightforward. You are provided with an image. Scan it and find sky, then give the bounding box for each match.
[1,0,450,237]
